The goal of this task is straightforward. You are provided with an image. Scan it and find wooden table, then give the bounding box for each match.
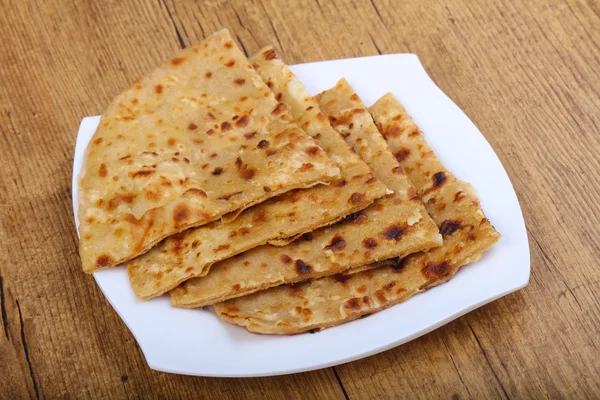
[1,0,599,398]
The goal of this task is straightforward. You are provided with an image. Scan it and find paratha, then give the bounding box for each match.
[213,93,500,334]
[127,48,386,300]
[171,83,441,308]
[78,29,339,272]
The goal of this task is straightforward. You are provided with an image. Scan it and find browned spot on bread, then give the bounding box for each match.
[96,254,115,269]
[422,261,451,279]
[295,260,312,274]
[108,193,134,210]
[212,167,223,175]
[272,103,287,116]
[145,190,160,201]
[184,188,207,198]
[252,210,268,225]
[306,146,319,156]
[349,192,366,204]
[468,232,477,241]
[383,281,396,290]
[266,149,277,156]
[225,60,235,67]
[343,298,361,312]
[171,56,186,65]
[362,238,378,249]
[453,191,465,202]
[155,84,163,94]
[235,115,249,127]
[232,283,241,291]
[191,240,201,249]
[204,71,212,79]
[383,224,406,240]
[130,169,154,178]
[218,191,242,201]
[236,157,256,180]
[275,93,282,101]
[300,232,313,241]
[392,166,404,175]
[174,205,189,225]
[169,234,185,254]
[405,187,416,200]
[395,148,411,162]
[224,41,233,48]
[357,285,368,294]
[313,112,326,123]
[299,163,314,172]
[330,178,347,188]
[342,211,368,225]
[440,220,462,237]
[280,254,292,264]
[334,274,351,284]
[257,139,269,148]
[385,126,401,138]
[188,123,197,130]
[93,137,103,145]
[244,131,257,139]
[433,171,447,187]
[263,48,277,60]
[214,244,231,252]
[374,290,387,304]
[263,186,271,192]
[350,93,360,101]
[99,163,108,177]
[324,235,347,252]
[234,78,245,85]
[366,176,377,184]
[221,121,232,131]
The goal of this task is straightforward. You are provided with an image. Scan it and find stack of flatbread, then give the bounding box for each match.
[78,29,499,334]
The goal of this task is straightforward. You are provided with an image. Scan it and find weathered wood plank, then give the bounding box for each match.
[0,0,599,397]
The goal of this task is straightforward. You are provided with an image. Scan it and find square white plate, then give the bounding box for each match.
[72,54,529,377]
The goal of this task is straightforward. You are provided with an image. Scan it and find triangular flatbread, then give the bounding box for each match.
[78,30,339,272]
[171,82,441,308]
[127,49,386,300]
[213,93,499,334]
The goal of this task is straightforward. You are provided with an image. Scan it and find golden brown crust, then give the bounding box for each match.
[213,92,499,334]
[78,30,340,273]
[171,81,440,308]
[127,47,386,300]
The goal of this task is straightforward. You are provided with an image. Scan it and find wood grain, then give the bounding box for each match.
[0,0,598,398]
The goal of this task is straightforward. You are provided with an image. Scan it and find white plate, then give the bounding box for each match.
[72,54,529,377]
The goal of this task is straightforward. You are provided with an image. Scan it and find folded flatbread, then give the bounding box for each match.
[214,92,500,334]
[127,48,386,300]
[171,82,441,308]
[78,29,339,272]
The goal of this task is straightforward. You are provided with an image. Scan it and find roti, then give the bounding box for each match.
[127,48,386,300]
[213,93,500,334]
[171,82,441,308]
[78,29,339,273]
